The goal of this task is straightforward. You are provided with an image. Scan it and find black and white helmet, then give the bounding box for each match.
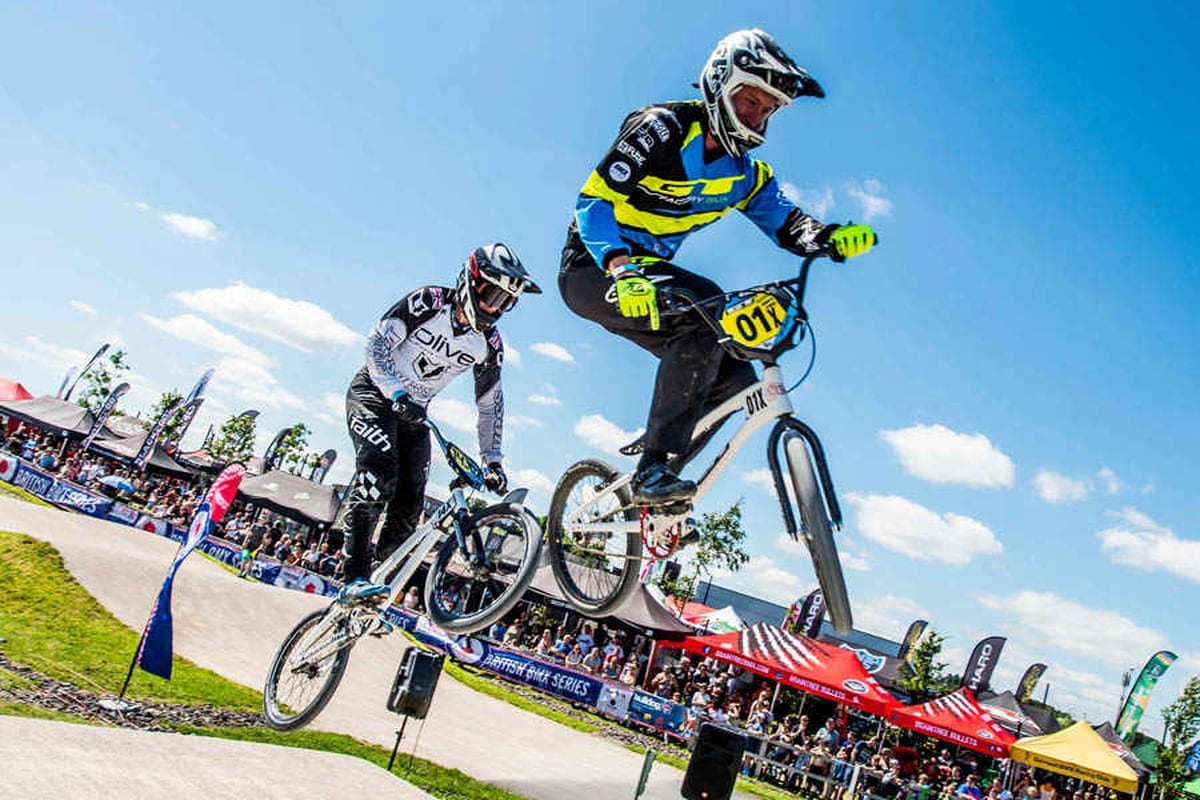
[700,29,825,158]
[454,243,541,331]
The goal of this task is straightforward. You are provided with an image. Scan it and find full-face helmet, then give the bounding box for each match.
[699,29,825,157]
[454,243,541,331]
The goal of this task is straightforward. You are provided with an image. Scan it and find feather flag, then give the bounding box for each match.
[135,463,246,679]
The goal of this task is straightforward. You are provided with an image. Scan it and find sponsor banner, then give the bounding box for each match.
[63,343,110,402]
[628,690,689,736]
[196,538,240,569]
[1016,662,1047,703]
[899,619,929,661]
[597,684,634,720]
[1116,650,1178,743]
[262,426,293,472]
[0,454,18,482]
[311,448,337,484]
[9,459,55,499]
[45,482,112,519]
[81,382,130,453]
[135,514,170,538]
[107,502,140,525]
[167,397,205,450]
[961,636,1006,692]
[474,646,604,706]
[134,397,185,471]
[250,560,283,585]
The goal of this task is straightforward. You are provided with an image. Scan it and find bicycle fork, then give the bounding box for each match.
[766,418,843,540]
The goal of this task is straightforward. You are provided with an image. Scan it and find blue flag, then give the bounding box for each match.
[135,464,245,679]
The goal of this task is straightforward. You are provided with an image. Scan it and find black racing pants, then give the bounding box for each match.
[558,226,756,456]
[341,368,431,582]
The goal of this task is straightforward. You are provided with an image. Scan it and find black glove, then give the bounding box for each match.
[483,462,507,494]
[390,391,426,424]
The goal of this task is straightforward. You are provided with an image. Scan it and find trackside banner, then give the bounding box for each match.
[1116,650,1177,743]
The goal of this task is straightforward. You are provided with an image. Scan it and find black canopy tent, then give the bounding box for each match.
[522,563,694,639]
[0,395,108,438]
[88,429,197,480]
[236,470,341,528]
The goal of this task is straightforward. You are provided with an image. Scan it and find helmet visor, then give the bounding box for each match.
[475,281,520,314]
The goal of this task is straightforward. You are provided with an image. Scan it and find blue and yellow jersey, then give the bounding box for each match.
[575,101,826,271]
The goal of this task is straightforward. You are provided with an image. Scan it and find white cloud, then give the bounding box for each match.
[69,300,98,317]
[847,492,1003,565]
[528,394,561,406]
[1098,467,1122,495]
[1097,508,1200,584]
[1033,469,1089,504]
[322,392,344,418]
[780,184,835,219]
[510,467,556,498]
[854,594,932,641]
[173,282,361,352]
[981,589,1169,666]
[428,396,477,433]
[530,342,575,363]
[506,414,544,428]
[741,468,776,494]
[573,414,640,457]
[139,313,272,366]
[846,178,893,222]
[23,336,88,369]
[209,357,305,412]
[710,555,814,607]
[505,346,522,367]
[881,423,1015,488]
[161,211,221,241]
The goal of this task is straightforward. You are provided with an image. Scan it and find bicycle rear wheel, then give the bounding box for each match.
[424,504,543,633]
[785,434,853,635]
[546,459,641,617]
[262,607,355,730]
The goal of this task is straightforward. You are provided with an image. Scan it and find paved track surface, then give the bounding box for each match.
[0,498,742,799]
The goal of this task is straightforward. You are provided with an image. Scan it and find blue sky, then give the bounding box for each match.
[2,3,1197,734]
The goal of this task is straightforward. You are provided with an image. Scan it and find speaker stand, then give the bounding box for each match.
[386,716,410,773]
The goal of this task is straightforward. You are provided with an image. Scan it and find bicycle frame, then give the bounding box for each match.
[560,362,841,542]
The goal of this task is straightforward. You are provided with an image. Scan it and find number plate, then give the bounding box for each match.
[719,292,787,347]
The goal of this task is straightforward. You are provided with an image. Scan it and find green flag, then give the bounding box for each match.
[1115,650,1177,743]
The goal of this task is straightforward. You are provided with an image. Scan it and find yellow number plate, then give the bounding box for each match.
[719,292,786,347]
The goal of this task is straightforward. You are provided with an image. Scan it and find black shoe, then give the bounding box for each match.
[632,462,696,504]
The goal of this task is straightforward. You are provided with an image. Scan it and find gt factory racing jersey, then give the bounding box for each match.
[363,286,504,463]
[575,100,827,271]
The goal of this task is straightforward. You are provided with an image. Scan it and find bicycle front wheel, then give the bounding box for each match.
[546,459,641,617]
[785,434,853,635]
[262,607,355,730]
[424,504,543,633]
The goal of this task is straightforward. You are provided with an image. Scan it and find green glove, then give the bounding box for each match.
[614,273,660,331]
[827,224,877,262]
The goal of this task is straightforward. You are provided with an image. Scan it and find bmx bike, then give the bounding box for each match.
[545,250,854,634]
[262,417,543,730]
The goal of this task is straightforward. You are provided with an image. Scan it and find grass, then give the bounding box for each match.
[0,482,55,507]
[0,530,260,709]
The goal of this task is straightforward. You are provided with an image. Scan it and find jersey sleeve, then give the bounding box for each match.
[364,287,440,400]
[738,160,829,255]
[575,106,684,270]
[473,327,505,464]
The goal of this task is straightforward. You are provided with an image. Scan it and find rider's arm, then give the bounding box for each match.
[364,286,441,400]
[575,106,684,273]
[473,327,504,465]
[738,159,833,255]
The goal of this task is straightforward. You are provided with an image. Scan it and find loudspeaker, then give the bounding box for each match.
[681,723,744,800]
[387,646,444,720]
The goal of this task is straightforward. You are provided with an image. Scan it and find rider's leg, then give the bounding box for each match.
[373,423,431,576]
[339,371,402,604]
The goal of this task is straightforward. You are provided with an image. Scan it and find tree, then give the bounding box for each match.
[1157,675,1200,798]
[274,423,311,475]
[75,349,130,415]
[897,630,956,702]
[208,413,258,464]
[144,389,185,441]
[651,501,749,603]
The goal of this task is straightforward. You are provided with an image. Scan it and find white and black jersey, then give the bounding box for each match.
[362,286,504,463]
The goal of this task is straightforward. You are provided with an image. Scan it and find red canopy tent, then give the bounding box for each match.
[0,378,35,435]
[672,621,898,716]
[889,687,1016,757]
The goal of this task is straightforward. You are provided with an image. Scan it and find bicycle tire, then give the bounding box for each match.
[262,607,354,730]
[424,504,543,633]
[785,435,853,635]
[546,458,641,616]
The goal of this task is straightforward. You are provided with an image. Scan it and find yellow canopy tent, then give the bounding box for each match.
[1010,721,1140,794]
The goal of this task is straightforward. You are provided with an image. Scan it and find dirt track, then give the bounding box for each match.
[0,497,741,799]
